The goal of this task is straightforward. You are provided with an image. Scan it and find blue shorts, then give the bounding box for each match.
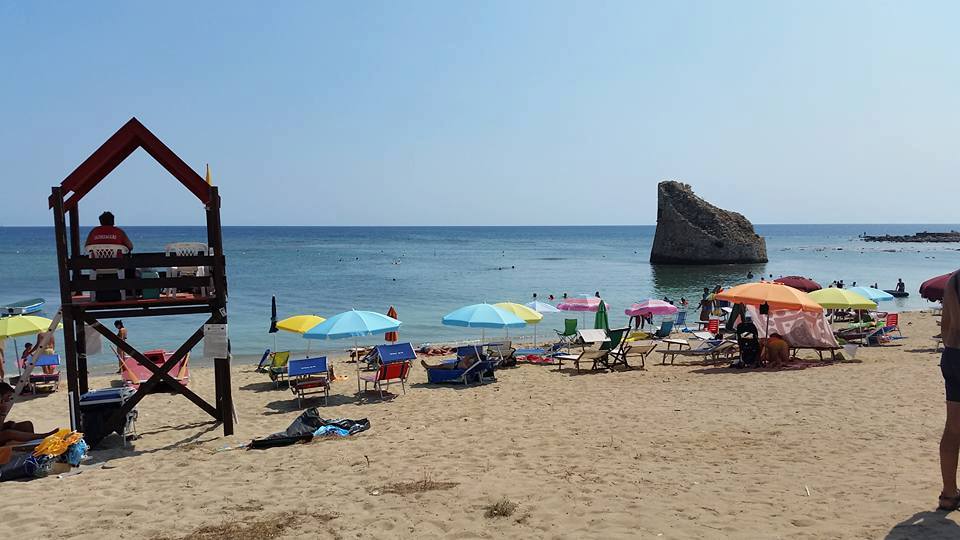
[941,347,960,402]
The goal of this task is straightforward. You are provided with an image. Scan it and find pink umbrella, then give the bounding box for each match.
[557,298,604,312]
[624,299,678,317]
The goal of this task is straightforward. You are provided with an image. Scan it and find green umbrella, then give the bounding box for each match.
[594,300,609,331]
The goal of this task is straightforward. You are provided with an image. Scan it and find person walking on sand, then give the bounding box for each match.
[938,270,960,510]
[114,320,127,373]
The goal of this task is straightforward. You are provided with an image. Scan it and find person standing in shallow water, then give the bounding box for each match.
[938,270,960,510]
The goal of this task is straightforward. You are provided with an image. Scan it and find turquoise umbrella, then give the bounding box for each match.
[847,287,894,303]
[304,310,402,393]
[442,303,526,342]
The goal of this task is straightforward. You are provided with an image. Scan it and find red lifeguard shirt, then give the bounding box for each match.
[85,225,134,251]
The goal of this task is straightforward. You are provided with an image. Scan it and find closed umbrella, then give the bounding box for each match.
[268,295,279,350]
[304,310,401,393]
[594,300,609,331]
[921,272,955,302]
[385,306,399,342]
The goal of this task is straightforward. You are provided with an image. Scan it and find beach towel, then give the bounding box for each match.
[248,408,370,449]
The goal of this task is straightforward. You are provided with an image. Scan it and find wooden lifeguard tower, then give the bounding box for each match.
[49,117,233,438]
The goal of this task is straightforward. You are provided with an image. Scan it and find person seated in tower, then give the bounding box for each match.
[84,211,133,252]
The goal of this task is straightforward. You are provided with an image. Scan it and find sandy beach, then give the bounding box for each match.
[2,310,956,539]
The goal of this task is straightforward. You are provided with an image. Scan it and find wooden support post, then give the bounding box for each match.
[215,357,234,435]
[68,208,89,394]
[52,188,81,428]
[206,186,233,436]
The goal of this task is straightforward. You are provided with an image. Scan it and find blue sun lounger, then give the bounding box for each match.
[288,356,330,407]
[424,345,488,385]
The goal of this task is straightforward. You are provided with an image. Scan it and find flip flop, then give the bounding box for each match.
[938,491,960,511]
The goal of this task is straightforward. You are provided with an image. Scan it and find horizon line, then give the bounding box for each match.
[2,222,960,228]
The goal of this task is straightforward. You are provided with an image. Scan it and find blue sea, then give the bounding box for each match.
[1,225,958,370]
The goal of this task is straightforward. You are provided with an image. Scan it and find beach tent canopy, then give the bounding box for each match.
[715,282,823,313]
[921,272,955,302]
[744,306,839,349]
[773,276,822,293]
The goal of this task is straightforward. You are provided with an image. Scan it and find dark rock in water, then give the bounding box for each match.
[862,231,960,243]
[650,181,767,264]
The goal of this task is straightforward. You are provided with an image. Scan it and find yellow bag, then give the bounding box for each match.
[33,429,83,458]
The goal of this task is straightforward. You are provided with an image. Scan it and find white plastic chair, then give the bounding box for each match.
[165,242,211,295]
[86,244,130,301]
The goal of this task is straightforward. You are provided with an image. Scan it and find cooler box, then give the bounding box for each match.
[138,270,160,299]
[79,387,138,448]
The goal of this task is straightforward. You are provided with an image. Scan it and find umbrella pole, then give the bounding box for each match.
[355,337,361,394]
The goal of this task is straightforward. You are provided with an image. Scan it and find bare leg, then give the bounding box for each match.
[940,401,960,503]
[0,428,55,445]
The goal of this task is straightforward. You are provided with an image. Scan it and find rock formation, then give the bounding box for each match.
[862,231,960,243]
[650,181,767,264]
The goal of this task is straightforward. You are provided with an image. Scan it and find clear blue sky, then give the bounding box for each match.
[2,1,956,226]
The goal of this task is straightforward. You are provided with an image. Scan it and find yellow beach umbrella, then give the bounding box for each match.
[0,315,61,362]
[276,314,326,357]
[0,315,61,339]
[493,302,544,323]
[495,302,544,346]
[808,288,877,310]
[276,315,326,334]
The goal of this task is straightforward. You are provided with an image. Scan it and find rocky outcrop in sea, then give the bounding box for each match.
[650,181,767,264]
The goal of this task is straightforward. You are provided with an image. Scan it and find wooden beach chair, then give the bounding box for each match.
[610,343,657,370]
[660,340,736,365]
[554,348,609,374]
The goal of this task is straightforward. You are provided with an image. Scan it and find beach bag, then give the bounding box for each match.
[0,454,51,482]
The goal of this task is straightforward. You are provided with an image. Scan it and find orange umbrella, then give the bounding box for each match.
[714,282,823,313]
[385,306,399,342]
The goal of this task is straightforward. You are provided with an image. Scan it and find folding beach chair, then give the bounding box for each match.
[553,349,610,374]
[255,349,272,372]
[486,340,517,367]
[674,311,691,332]
[360,358,411,399]
[555,318,578,347]
[600,328,628,363]
[611,343,657,370]
[653,320,674,339]
[884,313,902,338]
[24,354,61,393]
[267,351,291,387]
[288,357,331,407]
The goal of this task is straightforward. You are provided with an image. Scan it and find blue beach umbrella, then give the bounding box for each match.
[525,301,561,313]
[442,303,526,342]
[525,301,560,346]
[847,287,894,303]
[304,309,402,393]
